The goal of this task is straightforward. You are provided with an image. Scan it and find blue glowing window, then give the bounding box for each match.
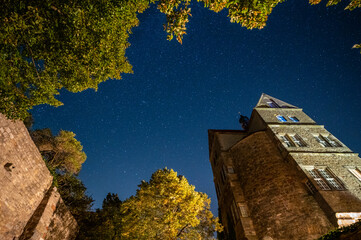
[289,116,299,122]
[267,99,280,108]
[276,115,287,122]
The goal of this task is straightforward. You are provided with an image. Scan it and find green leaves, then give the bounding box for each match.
[55,130,87,174]
[57,173,94,219]
[0,0,147,120]
[2,0,359,120]
[157,0,192,44]
[31,128,86,174]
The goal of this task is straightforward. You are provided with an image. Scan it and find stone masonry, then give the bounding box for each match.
[209,94,361,240]
[0,114,78,240]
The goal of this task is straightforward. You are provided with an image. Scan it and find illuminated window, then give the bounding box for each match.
[307,167,344,190]
[276,115,287,122]
[288,116,299,122]
[314,134,342,147]
[267,99,280,108]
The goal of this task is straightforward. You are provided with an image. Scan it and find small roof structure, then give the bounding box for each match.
[255,93,298,109]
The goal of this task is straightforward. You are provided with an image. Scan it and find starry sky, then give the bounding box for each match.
[31,0,361,213]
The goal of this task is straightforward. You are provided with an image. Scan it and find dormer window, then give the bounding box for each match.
[267,99,280,108]
[276,115,287,122]
[288,116,299,122]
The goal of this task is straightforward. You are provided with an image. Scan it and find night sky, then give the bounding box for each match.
[31,0,361,213]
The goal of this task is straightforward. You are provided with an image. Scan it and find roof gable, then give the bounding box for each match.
[255,93,298,109]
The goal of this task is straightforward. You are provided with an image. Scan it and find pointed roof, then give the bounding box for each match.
[255,93,298,109]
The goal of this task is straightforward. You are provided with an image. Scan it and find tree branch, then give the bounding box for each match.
[26,43,41,80]
[176,224,190,238]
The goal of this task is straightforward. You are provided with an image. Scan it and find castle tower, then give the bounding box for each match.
[208,94,361,240]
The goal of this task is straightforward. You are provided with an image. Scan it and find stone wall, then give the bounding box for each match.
[0,114,77,240]
[269,124,352,154]
[254,108,316,125]
[230,131,334,240]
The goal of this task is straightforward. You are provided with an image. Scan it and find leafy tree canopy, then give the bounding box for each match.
[56,173,94,220]
[1,0,359,120]
[31,128,86,174]
[76,193,123,240]
[1,0,148,119]
[120,168,222,239]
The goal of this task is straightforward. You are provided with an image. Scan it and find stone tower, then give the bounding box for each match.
[208,94,361,240]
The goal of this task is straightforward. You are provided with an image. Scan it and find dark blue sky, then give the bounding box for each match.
[32,0,361,213]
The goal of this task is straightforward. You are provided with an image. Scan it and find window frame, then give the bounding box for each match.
[324,135,342,147]
[280,135,295,147]
[314,134,342,148]
[305,166,345,191]
[280,134,307,147]
[290,134,307,147]
[276,115,287,122]
[267,99,280,108]
[288,116,300,122]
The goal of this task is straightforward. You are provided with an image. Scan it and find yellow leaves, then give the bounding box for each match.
[345,0,361,10]
[310,0,360,10]
[352,44,361,53]
[158,0,192,43]
[309,0,322,4]
[120,168,221,239]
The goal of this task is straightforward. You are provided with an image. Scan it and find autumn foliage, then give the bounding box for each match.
[120,168,222,239]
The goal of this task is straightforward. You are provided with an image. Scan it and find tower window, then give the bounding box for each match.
[280,135,295,147]
[314,134,342,147]
[280,134,307,147]
[323,135,342,147]
[267,99,280,108]
[305,180,317,195]
[290,134,307,147]
[348,168,361,182]
[307,167,344,191]
[276,115,287,122]
[288,116,299,122]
